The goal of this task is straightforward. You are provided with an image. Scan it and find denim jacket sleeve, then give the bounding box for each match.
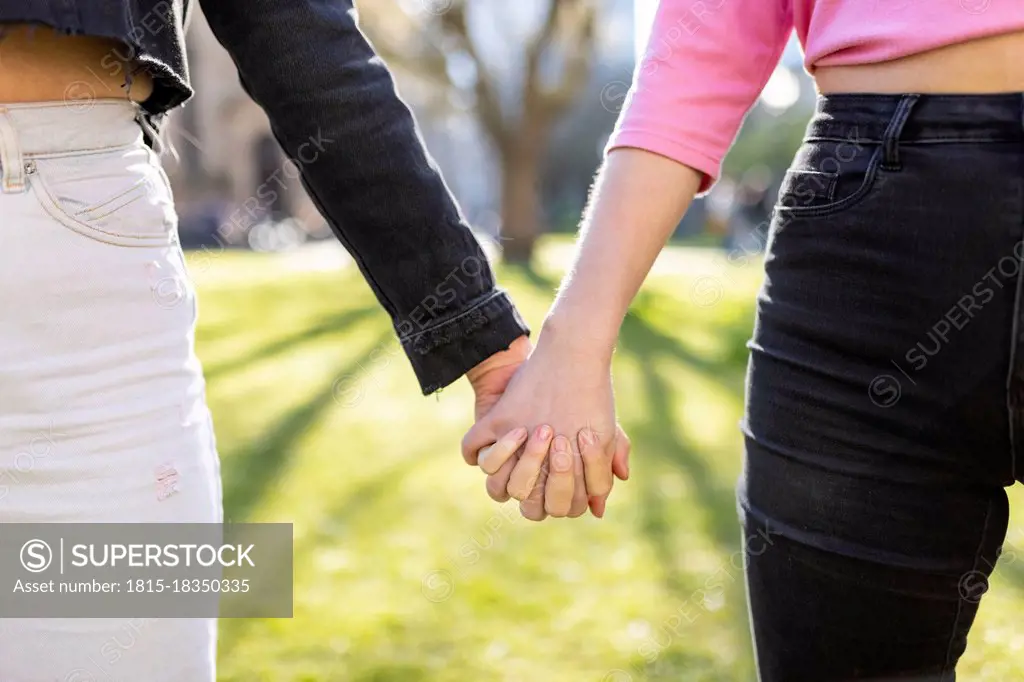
[198,0,530,394]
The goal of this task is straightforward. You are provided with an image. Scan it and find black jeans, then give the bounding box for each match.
[741,93,1024,681]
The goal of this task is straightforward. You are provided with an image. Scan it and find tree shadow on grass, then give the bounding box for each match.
[194,274,367,344]
[219,328,393,523]
[217,454,429,659]
[619,316,744,571]
[619,309,747,402]
[203,305,380,383]
[508,260,754,392]
[616,310,754,666]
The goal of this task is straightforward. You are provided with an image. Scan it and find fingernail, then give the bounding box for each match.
[551,436,572,472]
[579,429,594,447]
[536,424,552,440]
[510,426,527,441]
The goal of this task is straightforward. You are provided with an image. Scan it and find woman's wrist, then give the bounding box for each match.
[536,305,621,366]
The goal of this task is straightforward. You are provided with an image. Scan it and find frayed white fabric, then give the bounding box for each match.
[0,101,221,681]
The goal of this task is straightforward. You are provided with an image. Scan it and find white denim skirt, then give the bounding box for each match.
[0,101,222,681]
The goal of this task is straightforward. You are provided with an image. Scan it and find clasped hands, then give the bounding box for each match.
[464,333,630,521]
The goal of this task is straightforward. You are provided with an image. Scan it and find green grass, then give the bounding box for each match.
[192,242,1024,681]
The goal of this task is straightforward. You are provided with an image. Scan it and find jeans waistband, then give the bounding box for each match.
[0,100,143,157]
[807,93,1024,144]
[0,100,144,193]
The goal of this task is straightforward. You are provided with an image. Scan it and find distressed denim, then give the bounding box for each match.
[0,1,530,393]
[0,100,220,681]
[741,93,1024,681]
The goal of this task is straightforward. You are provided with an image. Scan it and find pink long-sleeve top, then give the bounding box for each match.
[608,0,1024,194]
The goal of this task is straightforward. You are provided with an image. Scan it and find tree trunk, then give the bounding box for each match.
[499,151,543,264]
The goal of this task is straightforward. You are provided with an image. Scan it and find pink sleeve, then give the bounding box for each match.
[607,0,793,194]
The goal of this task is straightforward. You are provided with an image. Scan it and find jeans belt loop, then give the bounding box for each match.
[881,94,921,172]
[0,109,27,194]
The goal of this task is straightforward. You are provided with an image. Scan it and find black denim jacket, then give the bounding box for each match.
[0,0,530,394]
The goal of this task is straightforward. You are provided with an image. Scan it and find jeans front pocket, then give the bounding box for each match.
[774,138,884,219]
[28,143,177,247]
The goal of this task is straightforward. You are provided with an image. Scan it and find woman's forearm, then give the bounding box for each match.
[201,0,531,395]
[539,149,704,359]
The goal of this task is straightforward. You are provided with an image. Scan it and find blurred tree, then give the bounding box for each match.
[360,0,599,263]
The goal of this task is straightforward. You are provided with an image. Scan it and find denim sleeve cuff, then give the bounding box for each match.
[400,290,531,395]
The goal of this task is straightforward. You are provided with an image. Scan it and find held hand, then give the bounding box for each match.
[579,425,631,518]
[466,336,533,503]
[485,423,630,520]
[467,335,533,421]
[462,329,629,520]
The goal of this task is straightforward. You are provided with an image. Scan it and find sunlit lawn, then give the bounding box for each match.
[190,240,1024,681]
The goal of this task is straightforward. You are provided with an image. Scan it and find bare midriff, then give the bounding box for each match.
[0,24,154,105]
[816,30,1024,95]
[2,23,1024,110]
